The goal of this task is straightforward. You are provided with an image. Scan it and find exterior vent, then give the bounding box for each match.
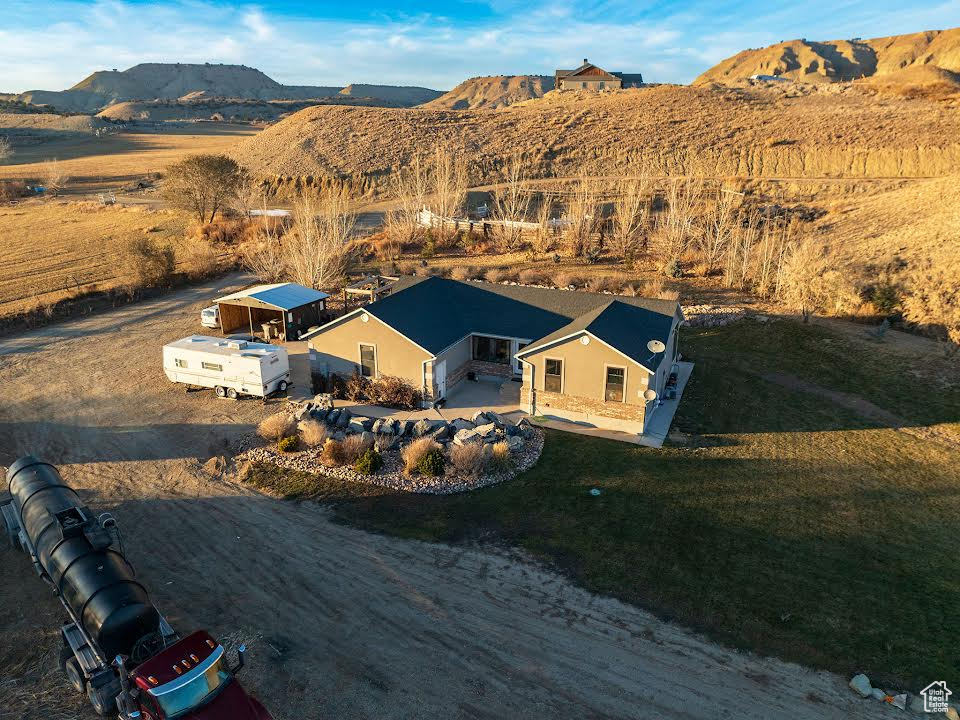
[227,340,248,350]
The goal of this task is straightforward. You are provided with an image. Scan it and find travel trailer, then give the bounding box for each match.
[162,336,290,399]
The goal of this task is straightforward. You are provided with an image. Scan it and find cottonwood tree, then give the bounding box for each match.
[385,154,429,246]
[697,185,743,275]
[652,176,703,261]
[531,193,556,256]
[283,187,356,290]
[609,176,650,263]
[43,159,68,196]
[562,176,601,258]
[242,197,288,283]
[491,156,531,252]
[428,143,468,245]
[162,154,247,224]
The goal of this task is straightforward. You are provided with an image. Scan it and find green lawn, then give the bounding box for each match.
[247,319,960,690]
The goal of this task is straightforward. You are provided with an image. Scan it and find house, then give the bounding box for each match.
[304,277,683,435]
[214,283,329,342]
[555,59,644,92]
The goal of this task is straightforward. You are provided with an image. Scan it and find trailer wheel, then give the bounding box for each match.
[278,380,289,393]
[62,656,86,694]
[227,387,239,400]
[215,385,227,398]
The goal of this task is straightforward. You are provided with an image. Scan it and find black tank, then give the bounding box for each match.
[7,456,160,660]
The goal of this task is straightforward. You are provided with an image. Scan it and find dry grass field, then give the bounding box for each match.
[0,122,259,193]
[0,200,187,317]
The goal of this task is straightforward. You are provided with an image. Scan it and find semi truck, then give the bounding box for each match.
[1,456,273,720]
[162,335,290,399]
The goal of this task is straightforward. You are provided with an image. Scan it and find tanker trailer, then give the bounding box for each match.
[1,456,272,720]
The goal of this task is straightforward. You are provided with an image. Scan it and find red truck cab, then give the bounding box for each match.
[130,631,271,720]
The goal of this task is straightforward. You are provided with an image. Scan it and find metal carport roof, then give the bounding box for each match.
[215,283,329,311]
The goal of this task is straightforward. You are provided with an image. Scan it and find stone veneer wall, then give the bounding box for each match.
[522,387,646,432]
[447,359,514,392]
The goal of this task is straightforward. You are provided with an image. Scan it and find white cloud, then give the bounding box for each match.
[242,8,275,41]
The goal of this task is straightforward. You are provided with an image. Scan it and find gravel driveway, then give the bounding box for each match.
[0,274,895,720]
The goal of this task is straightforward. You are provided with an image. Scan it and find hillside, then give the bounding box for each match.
[0,112,110,139]
[695,27,960,85]
[235,84,960,196]
[13,63,440,112]
[340,84,443,105]
[423,75,555,110]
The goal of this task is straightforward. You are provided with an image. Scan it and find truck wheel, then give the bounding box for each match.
[215,386,227,398]
[87,684,118,718]
[62,656,85,694]
[278,380,288,392]
[227,387,239,400]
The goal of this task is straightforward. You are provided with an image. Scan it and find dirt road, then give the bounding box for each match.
[0,276,894,719]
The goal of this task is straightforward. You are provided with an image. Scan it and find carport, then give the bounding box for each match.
[215,283,330,342]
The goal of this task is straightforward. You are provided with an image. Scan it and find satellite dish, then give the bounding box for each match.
[647,339,666,354]
[643,389,658,402]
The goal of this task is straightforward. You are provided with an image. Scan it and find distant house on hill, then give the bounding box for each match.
[555,59,643,92]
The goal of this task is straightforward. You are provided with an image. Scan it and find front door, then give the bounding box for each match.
[434,360,447,399]
[513,342,528,375]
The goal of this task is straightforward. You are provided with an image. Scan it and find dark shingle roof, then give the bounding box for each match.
[361,277,678,368]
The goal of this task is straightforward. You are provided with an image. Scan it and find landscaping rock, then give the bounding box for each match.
[412,419,433,437]
[869,688,886,701]
[428,423,451,442]
[517,418,535,439]
[293,406,309,422]
[336,408,352,428]
[361,431,375,446]
[349,416,372,433]
[505,423,522,437]
[450,418,475,432]
[453,428,481,446]
[310,407,329,423]
[485,411,509,429]
[326,408,341,426]
[312,393,334,409]
[474,422,497,439]
[471,410,490,425]
[507,435,524,451]
[849,674,872,698]
[398,419,413,437]
[371,418,387,434]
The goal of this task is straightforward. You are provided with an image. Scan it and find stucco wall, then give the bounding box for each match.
[307,311,431,391]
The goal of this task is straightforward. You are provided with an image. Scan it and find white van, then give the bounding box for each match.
[163,335,291,399]
[200,305,220,329]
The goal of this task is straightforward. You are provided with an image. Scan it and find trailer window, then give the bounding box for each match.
[359,344,376,377]
[201,362,223,372]
[174,358,187,368]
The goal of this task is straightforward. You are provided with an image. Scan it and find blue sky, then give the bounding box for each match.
[1,0,958,91]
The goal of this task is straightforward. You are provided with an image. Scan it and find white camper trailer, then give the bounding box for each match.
[163,335,291,399]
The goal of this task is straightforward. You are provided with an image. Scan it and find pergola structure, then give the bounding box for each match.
[215,283,329,342]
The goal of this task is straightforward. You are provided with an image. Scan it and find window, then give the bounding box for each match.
[472,336,510,364]
[360,344,376,377]
[544,358,563,393]
[174,358,187,368]
[599,81,605,90]
[605,367,625,402]
[201,361,222,372]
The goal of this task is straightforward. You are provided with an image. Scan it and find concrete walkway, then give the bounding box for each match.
[532,362,694,448]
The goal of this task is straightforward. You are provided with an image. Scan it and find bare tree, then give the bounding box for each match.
[0,136,12,164]
[609,176,650,263]
[283,187,356,290]
[491,156,531,252]
[697,185,741,275]
[428,143,468,245]
[652,176,702,261]
[384,154,429,247]
[43,159,69,196]
[162,154,247,224]
[242,197,288,283]
[562,176,601,258]
[531,193,556,256]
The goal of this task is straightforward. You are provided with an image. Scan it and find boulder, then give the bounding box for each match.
[293,406,310,422]
[505,423,521,437]
[360,430,375,446]
[336,408,352,428]
[507,435,524,451]
[450,418,475,432]
[453,428,481,446]
[848,674,872,699]
[428,423,451,442]
[485,411,509,429]
[474,422,497,439]
[326,408,341,426]
[516,417,535,439]
[310,407,329,423]
[313,393,334,410]
[371,418,387,434]
[413,418,445,437]
[398,419,413,437]
[348,416,372,434]
[471,410,490,425]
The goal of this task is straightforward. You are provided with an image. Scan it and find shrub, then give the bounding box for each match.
[484,268,507,283]
[117,237,175,294]
[401,437,440,475]
[555,271,584,289]
[415,447,446,476]
[341,433,373,463]
[868,281,902,316]
[258,412,296,441]
[663,259,683,278]
[397,261,418,276]
[0,180,30,201]
[450,265,477,281]
[299,419,329,448]
[344,371,370,402]
[485,441,513,473]
[368,375,422,409]
[277,435,299,453]
[901,262,960,344]
[518,269,544,285]
[178,237,219,280]
[448,442,485,478]
[354,448,383,475]
[374,235,403,261]
[320,438,346,466]
[588,276,623,294]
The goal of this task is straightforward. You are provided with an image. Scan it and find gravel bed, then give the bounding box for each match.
[238,427,545,495]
